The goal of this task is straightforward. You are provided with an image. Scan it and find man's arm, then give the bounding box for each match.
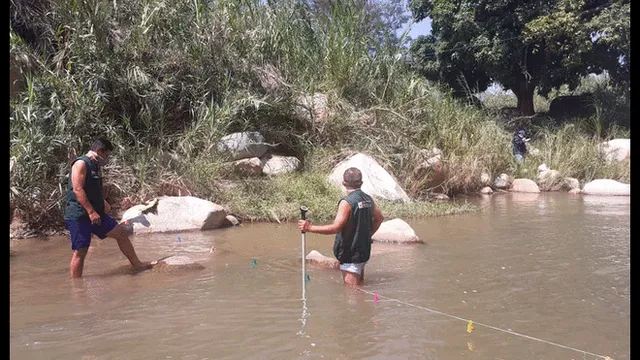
[371,201,384,236]
[304,200,351,235]
[71,160,98,218]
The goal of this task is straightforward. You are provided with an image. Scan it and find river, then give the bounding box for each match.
[10,192,630,360]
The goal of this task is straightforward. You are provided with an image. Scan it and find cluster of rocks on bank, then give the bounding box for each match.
[217,131,302,176]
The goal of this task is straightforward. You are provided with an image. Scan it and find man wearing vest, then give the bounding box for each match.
[297,167,384,286]
[65,138,152,278]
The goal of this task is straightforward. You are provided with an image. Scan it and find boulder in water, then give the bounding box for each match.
[120,196,228,234]
[305,250,339,269]
[372,218,422,244]
[582,179,630,196]
[510,178,540,193]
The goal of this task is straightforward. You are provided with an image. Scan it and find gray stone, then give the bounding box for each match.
[217,132,270,160]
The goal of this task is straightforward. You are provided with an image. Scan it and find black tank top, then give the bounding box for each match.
[333,189,374,264]
[64,155,105,220]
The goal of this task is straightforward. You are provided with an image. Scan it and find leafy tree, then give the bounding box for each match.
[408,0,629,115]
[308,0,410,47]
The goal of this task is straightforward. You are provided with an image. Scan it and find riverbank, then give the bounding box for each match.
[9,0,629,239]
[9,171,479,239]
[9,109,630,240]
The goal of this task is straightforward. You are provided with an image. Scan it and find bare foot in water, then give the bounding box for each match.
[132,261,154,272]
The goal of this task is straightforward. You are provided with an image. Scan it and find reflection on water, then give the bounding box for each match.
[10,193,629,360]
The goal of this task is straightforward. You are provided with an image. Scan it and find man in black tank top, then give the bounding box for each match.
[298,167,384,286]
[64,138,153,278]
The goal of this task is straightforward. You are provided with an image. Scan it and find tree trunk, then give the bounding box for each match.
[513,81,536,116]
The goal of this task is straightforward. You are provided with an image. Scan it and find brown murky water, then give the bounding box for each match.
[10,193,629,360]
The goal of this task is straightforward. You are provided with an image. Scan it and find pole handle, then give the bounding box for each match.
[299,206,308,233]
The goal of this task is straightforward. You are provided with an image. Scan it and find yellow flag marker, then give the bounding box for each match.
[467,320,474,333]
[467,342,474,351]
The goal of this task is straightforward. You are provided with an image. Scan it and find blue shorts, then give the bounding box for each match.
[65,214,118,250]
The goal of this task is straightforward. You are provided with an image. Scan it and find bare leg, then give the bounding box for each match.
[342,271,363,286]
[106,225,152,271]
[70,248,89,278]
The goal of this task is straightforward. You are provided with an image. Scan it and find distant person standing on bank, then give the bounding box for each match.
[513,129,530,163]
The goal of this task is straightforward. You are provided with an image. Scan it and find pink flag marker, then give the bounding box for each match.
[373,294,379,303]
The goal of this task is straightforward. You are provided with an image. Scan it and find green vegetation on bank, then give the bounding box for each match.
[9,0,629,235]
[206,172,477,223]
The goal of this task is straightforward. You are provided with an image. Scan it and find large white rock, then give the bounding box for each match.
[510,178,541,193]
[599,139,630,162]
[121,196,228,234]
[372,218,422,244]
[582,179,630,196]
[329,153,410,203]
[217,132,270,160]
[305,250,339,269]
[261,154,301,175]
[120,198,159,222]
